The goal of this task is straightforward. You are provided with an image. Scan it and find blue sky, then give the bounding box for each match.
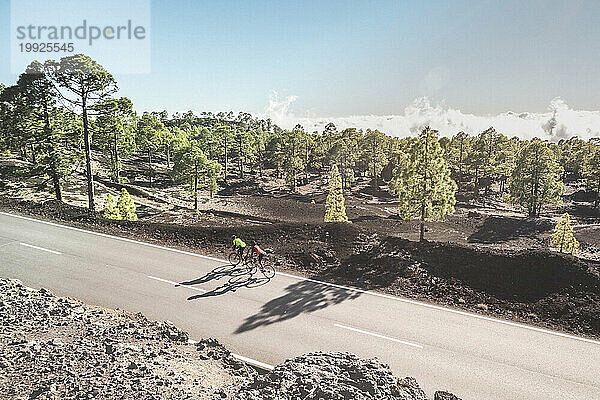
[0,0,598,117]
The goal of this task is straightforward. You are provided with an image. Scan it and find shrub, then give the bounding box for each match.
[103,193,121,220]
[551,213,579,254]
[117,188,137,221]
[324,164,349,223]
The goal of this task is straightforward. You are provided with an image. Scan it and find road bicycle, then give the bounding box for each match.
[246,253,275,279]
[228,249,245,266]
[228,248,275,279]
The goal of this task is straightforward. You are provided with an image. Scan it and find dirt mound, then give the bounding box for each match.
[94,175,169,204]
[385,238,599,302]
[0,278,254,399]
[1,197,96,222]
[467,215,553,244]
[219,178,268,196]
[235,352,458,400]
[319,237,600,336]
[0,196,362,265]
[565,189,596,202]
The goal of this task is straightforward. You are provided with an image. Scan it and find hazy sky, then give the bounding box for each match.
[0,0,598,117]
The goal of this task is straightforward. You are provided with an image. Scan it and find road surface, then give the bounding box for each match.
[0,211,599,399]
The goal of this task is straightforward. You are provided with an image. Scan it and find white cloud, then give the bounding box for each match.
[262,94,600,141]
[264,91,298,125]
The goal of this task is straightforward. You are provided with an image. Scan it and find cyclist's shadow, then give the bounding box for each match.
[179,264,270,300]
[177,264,247,286]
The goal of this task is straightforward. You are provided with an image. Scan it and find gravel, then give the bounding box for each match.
[235,352,460,400]
[0,278,254,399]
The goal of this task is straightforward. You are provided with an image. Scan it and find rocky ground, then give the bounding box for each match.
[0,278,254,399]
[0,278,460,400]
[235,352,459,400]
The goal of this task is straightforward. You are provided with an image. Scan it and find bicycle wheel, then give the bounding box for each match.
[228,252,241,266]
[259,260,275,279]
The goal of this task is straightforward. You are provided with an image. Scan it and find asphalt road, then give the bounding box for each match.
[1,211,599,400]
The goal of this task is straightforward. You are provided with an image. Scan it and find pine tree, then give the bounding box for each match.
[280,127,305,191]
[446,131,470,189]
[557,137,587,179]
[1,61,81,202]
[48,54,117,212]
[172,140,221,209]
[136,112,165,187]
[495,135,519,195]
[117,188,137,221]
[551,213,579,254]
[214,124,232,184]
[467,127,497,197]
[324,164,349,223]
[93,97,136,183]
[582,144,600,208]
[391,127,457,241]
[360,129,388,188]
[207,177,218,198]
[103,193,121,220]
[506,139,563,217]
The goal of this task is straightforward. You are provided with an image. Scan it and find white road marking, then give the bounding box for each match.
[191,332,274,370]
[147,275,207,293]
[334,323,424,349]
[1,212,225,263]
[231,353,275,370]
[19,242,62,255]
[3,211,600,346]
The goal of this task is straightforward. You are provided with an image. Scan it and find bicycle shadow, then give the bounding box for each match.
[180,263,271,300]
[177,264,247,286]
[188,273,270,300]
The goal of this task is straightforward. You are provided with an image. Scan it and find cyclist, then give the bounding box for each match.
[250,241,266,265]
[231,235,246,260]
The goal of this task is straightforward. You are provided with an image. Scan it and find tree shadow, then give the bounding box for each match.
[468,215,552,243]
[559,202,600,222]
[234,278,361,334]
[0,162,37,180]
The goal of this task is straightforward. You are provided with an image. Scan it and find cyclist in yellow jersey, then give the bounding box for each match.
[232,235,246,259]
